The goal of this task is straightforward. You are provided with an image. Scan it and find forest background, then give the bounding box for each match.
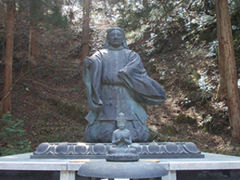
[0,0,240,156]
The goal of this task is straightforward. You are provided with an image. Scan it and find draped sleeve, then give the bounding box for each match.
[118,51,166,105]
[83,51,103,124]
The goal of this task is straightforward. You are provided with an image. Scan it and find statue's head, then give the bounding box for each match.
[117,112,126,130]
[104,27,128,49]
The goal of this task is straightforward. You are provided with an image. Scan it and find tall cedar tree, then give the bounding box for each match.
[28,0,42,65]
[0,1,5,60]
[81,0,91,61]
[143,0,147,6]
[216,0,240,141]
[2,0,15,114]
[216,1,227,101]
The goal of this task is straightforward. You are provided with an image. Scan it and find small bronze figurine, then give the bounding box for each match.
[112,112,132,149]
[106,112,139,162]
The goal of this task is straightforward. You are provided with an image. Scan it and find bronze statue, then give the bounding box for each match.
[83,27,166,142]
[112,112,132,149]
[106,112,139,161]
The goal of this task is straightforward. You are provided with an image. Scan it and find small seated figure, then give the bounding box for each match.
[106,113,139,161]
[112,112,132,151]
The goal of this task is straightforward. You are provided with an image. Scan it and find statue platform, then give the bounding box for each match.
[1,152,240,180]
[31,142,204,159]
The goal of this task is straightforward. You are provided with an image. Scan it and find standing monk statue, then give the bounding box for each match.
[83,27,166,142]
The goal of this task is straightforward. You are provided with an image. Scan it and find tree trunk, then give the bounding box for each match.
[28,0,40,65]
[143,0,147,6]
[2,1,15,114]
[28,24,38,65]
[216,0,240,141]
[0,1,6,62]
[81,0,91,61]
[0,1,5,25]
[216,0,227,101]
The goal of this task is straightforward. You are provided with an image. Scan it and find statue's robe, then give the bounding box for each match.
[83,48,166,142]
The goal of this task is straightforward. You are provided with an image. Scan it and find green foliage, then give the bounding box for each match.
[229,0,240,14]
[176,113,197,125]
[29,0,43,22]
[0,113,30,156]
[117,0,188,59]
[47,97,87,122]
[28,0,68,28]
[231,8,240,67]
[43,1,68,28]
[162,125,177,136]
[202,114,229,135]
[149,129,169,142]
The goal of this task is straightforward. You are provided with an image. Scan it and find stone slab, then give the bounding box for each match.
[1,152,240,180]
[1,152,240,171]
[0,153,70,171]
[177,170,240,180]
[0,170,60,180]
[159,153,240,171]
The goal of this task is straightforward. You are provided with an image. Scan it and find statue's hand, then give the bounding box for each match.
[90,99,103,112]
[118,67,128,74]
[118,68,126,74]
[97,99,103,106]
[95,102,103,112]
[118,69,124,73]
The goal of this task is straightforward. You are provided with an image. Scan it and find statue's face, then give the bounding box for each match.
[117,120,125,130]
[108,29,124,48]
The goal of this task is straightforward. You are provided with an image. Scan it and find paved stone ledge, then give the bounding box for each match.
[1,152,240,180]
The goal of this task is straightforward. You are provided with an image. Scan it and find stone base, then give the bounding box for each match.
[31,142,204,159]
[106,153,140,162]
[77,161,168,179]
[1,153,240,180]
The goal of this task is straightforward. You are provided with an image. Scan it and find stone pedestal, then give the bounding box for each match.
[0,152,240,180]
[31,142,204,159]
